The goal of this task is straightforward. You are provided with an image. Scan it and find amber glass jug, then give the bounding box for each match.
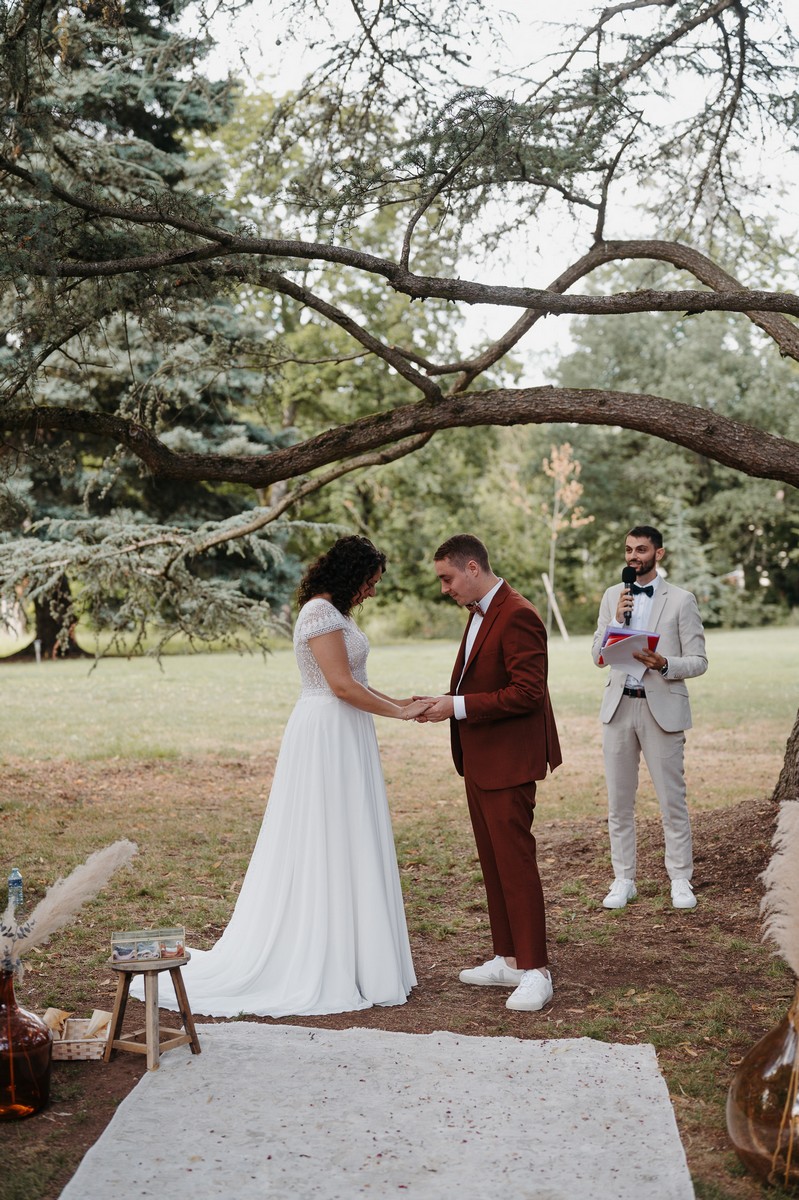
[0,968,53,1120]
[726,982,799,1192]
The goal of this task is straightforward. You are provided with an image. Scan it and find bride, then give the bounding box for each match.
[133,536,426,1017]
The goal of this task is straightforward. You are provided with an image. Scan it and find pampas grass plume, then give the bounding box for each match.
[1,839,137,970]
[760,800,799,977]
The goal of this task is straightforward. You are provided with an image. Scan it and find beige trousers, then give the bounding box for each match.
[601,695,693,881]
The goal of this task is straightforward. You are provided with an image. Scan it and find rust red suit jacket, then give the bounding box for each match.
[449,582,562,790]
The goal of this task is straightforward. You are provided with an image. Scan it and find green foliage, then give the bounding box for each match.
[0,514,291,656]
[0,23,478,650]
[548,263,799,625]
[0,0,282,648]
[2,1,799,654]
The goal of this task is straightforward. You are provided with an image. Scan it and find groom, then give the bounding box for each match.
[419,534,562,1011]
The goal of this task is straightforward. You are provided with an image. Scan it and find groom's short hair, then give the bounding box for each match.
[434,534,491,573]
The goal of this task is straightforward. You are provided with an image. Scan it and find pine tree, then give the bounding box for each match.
[0,0,301,655]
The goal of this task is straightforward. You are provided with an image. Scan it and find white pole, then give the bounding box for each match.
[541,573,569,641]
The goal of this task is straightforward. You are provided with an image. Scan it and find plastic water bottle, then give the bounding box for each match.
[7,868,23,913]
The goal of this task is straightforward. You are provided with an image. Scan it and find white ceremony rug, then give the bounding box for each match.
[60,1024,694,1199]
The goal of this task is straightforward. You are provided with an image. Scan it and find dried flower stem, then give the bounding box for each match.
[1,841,137,974]
[761,801,799,978]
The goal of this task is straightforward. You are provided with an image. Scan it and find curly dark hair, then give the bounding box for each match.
[297,536,387,615]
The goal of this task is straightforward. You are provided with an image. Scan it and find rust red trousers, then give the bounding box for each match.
[464,776,548,970]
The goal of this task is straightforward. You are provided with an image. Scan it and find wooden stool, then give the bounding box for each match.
[104,955,201,1071]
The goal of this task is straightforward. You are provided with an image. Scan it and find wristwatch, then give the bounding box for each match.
[660,659,669,676]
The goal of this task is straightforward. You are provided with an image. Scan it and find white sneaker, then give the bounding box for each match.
[602,878,637,909]
[671,879,697,909]
[459,955,524,987]
[506,969,553,1012]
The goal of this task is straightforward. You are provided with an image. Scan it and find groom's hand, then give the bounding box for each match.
[411,694,434,723]
[417,695,454,722]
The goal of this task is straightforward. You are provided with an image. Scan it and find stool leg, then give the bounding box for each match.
[170,967,201,1056]
[143,971,160,1071]
[104,972,132,1063]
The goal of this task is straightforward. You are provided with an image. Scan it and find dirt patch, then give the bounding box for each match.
[3,761,792,1200]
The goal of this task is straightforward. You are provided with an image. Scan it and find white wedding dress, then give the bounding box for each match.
[131,598,416,1017]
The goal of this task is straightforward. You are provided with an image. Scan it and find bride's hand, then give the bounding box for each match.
[400,698,433,721]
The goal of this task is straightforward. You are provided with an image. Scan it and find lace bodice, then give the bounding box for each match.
[294,598,370,695]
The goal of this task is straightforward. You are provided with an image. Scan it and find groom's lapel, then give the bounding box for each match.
[461,583,508,677]
[450,623,471,690]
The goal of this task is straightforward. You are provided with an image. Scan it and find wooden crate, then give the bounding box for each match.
[51,1018,110,1061]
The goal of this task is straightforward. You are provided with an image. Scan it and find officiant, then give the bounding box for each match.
[591,525,708,913]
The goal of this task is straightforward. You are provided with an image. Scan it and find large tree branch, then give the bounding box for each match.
[448,237,799,389]
[46,433,436,580]
[19,246,799,322]
[183,433,432,558]
[6,159,799,323]
[241,269,442,400]
[5,385,797,488]
[598,239,799,359]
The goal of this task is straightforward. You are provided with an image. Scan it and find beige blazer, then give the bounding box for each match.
[591,580,708,733]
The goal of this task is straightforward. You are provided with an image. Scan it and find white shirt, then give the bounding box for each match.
[625,572,661,688]
[453,578,505,720]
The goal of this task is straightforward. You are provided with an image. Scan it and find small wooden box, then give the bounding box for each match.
[111,926,186,964]
[51,1018,110,1061]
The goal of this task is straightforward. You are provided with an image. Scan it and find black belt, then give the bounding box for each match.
[622,687,646,698]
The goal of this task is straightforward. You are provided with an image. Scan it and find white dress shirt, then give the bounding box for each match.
[625,572,661,689]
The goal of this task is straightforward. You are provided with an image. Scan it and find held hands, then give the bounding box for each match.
[400,697,435,721]
[397,693,456,722]
[410,695,454,723]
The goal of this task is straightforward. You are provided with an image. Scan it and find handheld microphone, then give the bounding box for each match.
[621,566,637,626]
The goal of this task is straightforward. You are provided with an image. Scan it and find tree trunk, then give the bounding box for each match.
[0,576,88,662]
[773,710,799,803]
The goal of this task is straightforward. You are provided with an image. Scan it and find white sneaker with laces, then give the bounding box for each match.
[506,969,553,1012]
[602,878,637,909]
[459,955,524,987]
[671,879,697,909]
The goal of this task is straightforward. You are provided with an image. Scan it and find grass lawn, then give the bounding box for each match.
[2,625,799,1200]
[1,626,795,811]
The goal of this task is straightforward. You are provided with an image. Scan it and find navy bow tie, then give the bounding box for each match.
[630,583,654,597]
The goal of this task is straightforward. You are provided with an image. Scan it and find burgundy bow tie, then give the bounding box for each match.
[466,602,483,615]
